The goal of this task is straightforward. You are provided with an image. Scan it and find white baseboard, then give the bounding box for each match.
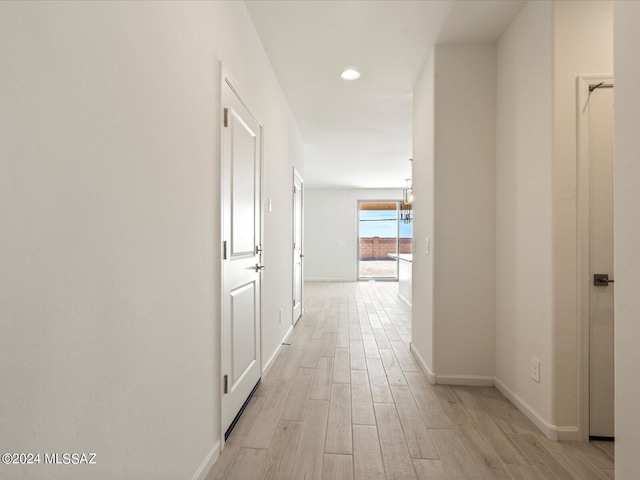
[555,427,580,441]
[397,293,412,307]
[408,346,579,442]
[555,427,580,442]
[283,324,294,343]
[409,344,493,387]
[262,325,294,376]
[409,343,436,384]
[436,374,495,386]
[191,442,220,480]
[494,377,579,441]
[305,277,355,282]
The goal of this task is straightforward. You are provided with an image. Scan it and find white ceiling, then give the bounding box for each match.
[245,0,526,189]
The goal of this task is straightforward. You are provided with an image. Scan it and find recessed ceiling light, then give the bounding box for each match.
[341,69,361,80]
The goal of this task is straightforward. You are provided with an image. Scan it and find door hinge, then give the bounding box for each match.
[293,299,296,307]
[224,374,228,394]
[223,108,229,127]
[223,240,228,260]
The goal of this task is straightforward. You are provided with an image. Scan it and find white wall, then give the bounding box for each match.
[263,116,305,368]
[412,44,496,382]
[552,0,613,430]
[412,0,613,441]
[432,44,496,380]
[614,1,640,476]
[495,0,555,425]
[411,51,436,374]
[0,2,302,479]
[304,188,402,281]
[410,0,618,444]
[494,0,612,439]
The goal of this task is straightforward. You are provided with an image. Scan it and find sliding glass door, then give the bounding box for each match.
[358,201,400,280]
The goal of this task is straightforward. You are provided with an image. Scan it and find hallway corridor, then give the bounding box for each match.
[207,282,614,480]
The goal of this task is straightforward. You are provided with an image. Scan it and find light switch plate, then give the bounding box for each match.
[531,356,540,383]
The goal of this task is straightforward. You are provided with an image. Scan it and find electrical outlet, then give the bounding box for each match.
[530,356,540,383]
[278,308,282,324]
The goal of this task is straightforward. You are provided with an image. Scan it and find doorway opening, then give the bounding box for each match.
[358,201,412,280]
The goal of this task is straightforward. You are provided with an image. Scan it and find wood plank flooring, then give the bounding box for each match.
[206,281,615,480]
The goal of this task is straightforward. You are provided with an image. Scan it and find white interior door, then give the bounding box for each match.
[222,77,262,436]
[292,170,303,324]
[589,85,614,438]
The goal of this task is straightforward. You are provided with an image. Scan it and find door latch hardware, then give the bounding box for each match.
[594,273,615,286]
[223,241,228,260]
[223,108,229,127]
[224,374,228,394]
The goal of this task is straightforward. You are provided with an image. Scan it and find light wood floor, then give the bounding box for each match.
[207,281,615,480]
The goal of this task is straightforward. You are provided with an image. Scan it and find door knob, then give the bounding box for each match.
[255,264,265,272]
[594,273,614,286]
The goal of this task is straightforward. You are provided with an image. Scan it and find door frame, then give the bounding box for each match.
[576,74,613,442]
[356,199,401,281]
[219,66,265,449]
[292,168,304,324]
